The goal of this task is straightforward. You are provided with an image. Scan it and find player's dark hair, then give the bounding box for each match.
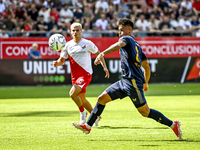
[117,19,134,30]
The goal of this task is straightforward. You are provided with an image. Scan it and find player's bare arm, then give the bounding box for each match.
[94,51,110,78]
[141,59,151,92]
[53,57,66,67]
[94,40,126,65]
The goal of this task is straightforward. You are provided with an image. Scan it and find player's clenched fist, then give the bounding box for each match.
[94,53,103,65]
[53,61,58,67]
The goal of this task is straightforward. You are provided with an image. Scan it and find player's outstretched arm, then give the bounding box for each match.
[53,57,65,67]
[95,51,110,78]
[94,40,126,65]
[141,59,151,92]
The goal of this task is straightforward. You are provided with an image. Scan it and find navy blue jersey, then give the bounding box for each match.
[119,35,146,85]
[141,51,147,61]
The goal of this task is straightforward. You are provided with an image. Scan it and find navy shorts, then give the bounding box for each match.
[105,78,146,108]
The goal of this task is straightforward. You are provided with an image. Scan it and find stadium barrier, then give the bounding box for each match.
[0,37,200,85]
[0,30,197,38]
[1,37,200,59]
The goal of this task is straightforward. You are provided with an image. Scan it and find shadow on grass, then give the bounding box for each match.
[139,145,161,147]
[93,126,200,143]
[89,138,200,143]
[0,111,77,117]
[138,139,200,143]
[98,126,168,130]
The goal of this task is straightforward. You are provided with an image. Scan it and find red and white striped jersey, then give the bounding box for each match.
[60,38,99,78]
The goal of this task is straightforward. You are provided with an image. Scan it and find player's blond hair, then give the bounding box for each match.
[71,22,82,30]
[32,43,38,48]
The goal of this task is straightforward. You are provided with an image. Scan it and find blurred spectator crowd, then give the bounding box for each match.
[1,0,200,37]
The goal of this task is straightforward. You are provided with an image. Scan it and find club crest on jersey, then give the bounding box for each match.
[82,45,86,49]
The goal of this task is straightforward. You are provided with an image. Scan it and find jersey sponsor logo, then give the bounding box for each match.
[186,58,200,80]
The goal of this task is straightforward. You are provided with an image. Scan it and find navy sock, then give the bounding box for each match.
[148,109,173,127]
[87,102,105,126]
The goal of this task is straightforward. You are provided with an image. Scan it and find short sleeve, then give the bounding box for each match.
[88,41,99,54]
[60,49,68,59]
[119,36,128,44]
[141,52,147,61]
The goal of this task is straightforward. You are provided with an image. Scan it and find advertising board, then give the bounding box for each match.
[0,58,199,85]
[1,37,200,59]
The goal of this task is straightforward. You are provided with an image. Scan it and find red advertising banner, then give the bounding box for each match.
[186,58,200,80]
[1,37,200,59]
[0,38,60,59]
[0,37,119,59]
[138,37,200,58]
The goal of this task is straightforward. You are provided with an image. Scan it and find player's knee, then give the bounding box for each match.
[138,110,149,117]
[140,112,149,117]
[69,91,76,99]
[98,94,109,105]
[137,104,150,117]
[97,93,111,105]
[97,95,104,104]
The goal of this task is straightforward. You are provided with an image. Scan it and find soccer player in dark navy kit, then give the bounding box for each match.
[72,18,182,140]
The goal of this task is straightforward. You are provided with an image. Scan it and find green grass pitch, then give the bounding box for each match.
[0,83,200,150]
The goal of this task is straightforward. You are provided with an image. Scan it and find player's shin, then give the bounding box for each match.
[86,102,105,127]
[147,109,173,127]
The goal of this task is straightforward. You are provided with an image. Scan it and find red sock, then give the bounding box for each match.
[79,105,84,112]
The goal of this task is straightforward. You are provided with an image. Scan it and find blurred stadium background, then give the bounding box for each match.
[0,0,200,85]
